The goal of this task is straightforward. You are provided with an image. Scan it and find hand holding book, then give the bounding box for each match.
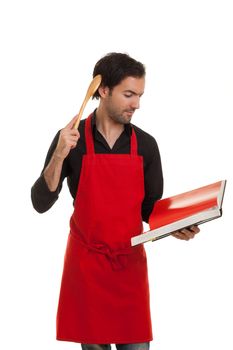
[172,225,200,240]
[131,180,226,246]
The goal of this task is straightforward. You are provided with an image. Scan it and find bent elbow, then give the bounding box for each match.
[31,187,58,214]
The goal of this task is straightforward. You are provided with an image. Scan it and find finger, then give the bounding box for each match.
[180,228,196,239]
[69,136,80,144]
[189,225,200,234]
[172,231,189,240]
[60,128,80,140]
[65,115,78,129]
[172,233,183,240]
[180,228,192,234]
[70,137,81,148]
[72,129,80,138]
[67,130,80,139]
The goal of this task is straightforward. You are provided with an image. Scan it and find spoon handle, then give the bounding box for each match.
[74,75,102,129]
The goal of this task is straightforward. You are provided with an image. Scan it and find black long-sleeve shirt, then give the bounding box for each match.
[31,112,163,222]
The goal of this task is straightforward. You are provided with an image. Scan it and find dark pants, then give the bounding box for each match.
[81,343,150,350]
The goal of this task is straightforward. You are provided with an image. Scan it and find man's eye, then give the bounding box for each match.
[124,94,132,98]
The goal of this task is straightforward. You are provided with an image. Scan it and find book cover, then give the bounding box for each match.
[131,180,226,246]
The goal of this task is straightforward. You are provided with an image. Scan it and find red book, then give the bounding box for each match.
[131,180,226,246]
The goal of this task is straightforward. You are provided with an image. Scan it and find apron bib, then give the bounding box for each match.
[56,114,152,344]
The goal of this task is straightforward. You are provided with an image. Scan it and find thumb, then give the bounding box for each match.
[65,115,78,129]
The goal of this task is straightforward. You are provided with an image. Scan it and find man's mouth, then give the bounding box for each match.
[125,110,134,116]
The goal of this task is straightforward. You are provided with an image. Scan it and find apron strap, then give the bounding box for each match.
[85,114,95,154]
[130,128,138,156]
[85,114,138,155]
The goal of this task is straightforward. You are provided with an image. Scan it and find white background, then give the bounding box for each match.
[0,0,232,349]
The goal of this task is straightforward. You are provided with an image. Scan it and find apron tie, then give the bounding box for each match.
[86,242,134,271]
[71,233,141,271]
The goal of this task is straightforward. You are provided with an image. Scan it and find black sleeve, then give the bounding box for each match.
[141,138,163,223]
[31,130,69,213]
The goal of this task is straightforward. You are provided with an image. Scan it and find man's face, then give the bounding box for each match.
[103,76,145,124]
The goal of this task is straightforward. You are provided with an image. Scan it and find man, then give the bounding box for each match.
[31,52,199,350]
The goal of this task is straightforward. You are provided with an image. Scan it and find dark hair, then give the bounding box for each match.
[92,52,146,99]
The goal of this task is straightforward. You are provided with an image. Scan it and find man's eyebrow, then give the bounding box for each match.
[123,89,144,96]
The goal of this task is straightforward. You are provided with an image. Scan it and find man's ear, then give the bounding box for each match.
[98,85,110,98]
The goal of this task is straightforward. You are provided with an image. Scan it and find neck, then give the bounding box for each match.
[95,107,124,148]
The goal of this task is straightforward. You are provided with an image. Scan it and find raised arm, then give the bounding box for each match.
[31,116,80,213]
[43,116,80,191]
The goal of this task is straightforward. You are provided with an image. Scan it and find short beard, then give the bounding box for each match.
[109,113,132,125]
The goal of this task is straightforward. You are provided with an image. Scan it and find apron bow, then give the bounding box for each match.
[89,242,133,271]
[73,233,138,271]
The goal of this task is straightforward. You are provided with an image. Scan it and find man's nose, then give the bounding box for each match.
[131,96,140,110]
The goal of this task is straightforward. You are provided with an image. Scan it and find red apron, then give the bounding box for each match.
[56,114,152,344]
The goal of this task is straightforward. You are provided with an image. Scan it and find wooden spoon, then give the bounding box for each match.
[73,74,102,129]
